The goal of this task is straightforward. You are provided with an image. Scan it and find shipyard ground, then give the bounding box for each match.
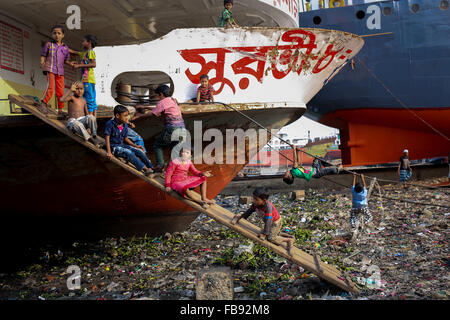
[0,176,448,301]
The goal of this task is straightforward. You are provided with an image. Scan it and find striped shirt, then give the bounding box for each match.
[197,84,214,102]
[242,201,280,236]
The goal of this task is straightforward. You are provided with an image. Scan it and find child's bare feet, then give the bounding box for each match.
[203,198,215,205]
[38,101,49,115]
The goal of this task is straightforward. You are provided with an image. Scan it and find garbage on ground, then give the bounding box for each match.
[0,177,448,300]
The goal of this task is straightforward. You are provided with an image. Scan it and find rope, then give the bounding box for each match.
[359,32,394,38]
[322,176,450,208]
[199,101,448,190]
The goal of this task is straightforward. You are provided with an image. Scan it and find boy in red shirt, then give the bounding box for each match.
[231,187,294,256]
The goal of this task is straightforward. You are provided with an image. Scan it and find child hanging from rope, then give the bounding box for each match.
[282,145,343,185]
[350,173,372,228]
[231,187,294,256]
[165,146,215,208]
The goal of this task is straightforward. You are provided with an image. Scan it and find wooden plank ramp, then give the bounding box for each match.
[9,94,359,293]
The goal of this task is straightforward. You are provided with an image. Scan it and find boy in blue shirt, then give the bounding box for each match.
[105,105,154,176]
[350,173,372,228]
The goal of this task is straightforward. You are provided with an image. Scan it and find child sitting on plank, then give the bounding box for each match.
[165,147,215,208]
[61,81,101,147]
[105,105,154,177]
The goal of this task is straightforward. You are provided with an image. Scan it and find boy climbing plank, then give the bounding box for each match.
[231,187,294,256]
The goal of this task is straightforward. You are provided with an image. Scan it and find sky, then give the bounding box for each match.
[278,117,339,141]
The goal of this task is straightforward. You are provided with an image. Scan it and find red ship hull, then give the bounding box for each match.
[0,106,304,237]
[319,108,450,166]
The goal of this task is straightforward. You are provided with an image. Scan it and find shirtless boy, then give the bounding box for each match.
[61,81,101,147]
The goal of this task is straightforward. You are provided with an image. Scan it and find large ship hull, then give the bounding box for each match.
[0,106,304,236]
[299,0,450,166]
[0,6,364,235]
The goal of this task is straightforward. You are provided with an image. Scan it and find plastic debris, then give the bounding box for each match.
[1,177,448,300]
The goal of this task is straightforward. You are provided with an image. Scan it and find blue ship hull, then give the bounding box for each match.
[298,0,450,165]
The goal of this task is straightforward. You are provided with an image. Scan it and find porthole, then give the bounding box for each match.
[382,7,392,16]
[356,10,365,19]
[440,0,449,10]
[313,16,322,25]
[410,3,420,13]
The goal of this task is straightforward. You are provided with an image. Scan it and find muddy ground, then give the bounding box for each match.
[0,177,448,300]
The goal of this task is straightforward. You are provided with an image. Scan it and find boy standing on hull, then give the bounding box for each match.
[70,35,98,117]
[39,25,74,116]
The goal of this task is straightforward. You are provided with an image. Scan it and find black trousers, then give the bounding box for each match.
[312,159,338,178]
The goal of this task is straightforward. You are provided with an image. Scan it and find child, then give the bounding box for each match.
[398,149,412,188]
[105,105,154,176]
[350,173,372,228]
[39,25,74,116]
[61,81,101,147]
[196,74,214,103]
[106,114,146,152]
[165,147,215,208]
[70,35,98,117]
[219,0,239,28]
[231,187,294,256]
[283,145,342,185]
[126,121,147,153]
[132,84,187,172]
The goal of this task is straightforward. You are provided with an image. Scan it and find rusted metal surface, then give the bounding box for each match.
[2,96,303,224]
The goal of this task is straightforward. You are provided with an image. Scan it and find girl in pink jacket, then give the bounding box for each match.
[165,148,215,208]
